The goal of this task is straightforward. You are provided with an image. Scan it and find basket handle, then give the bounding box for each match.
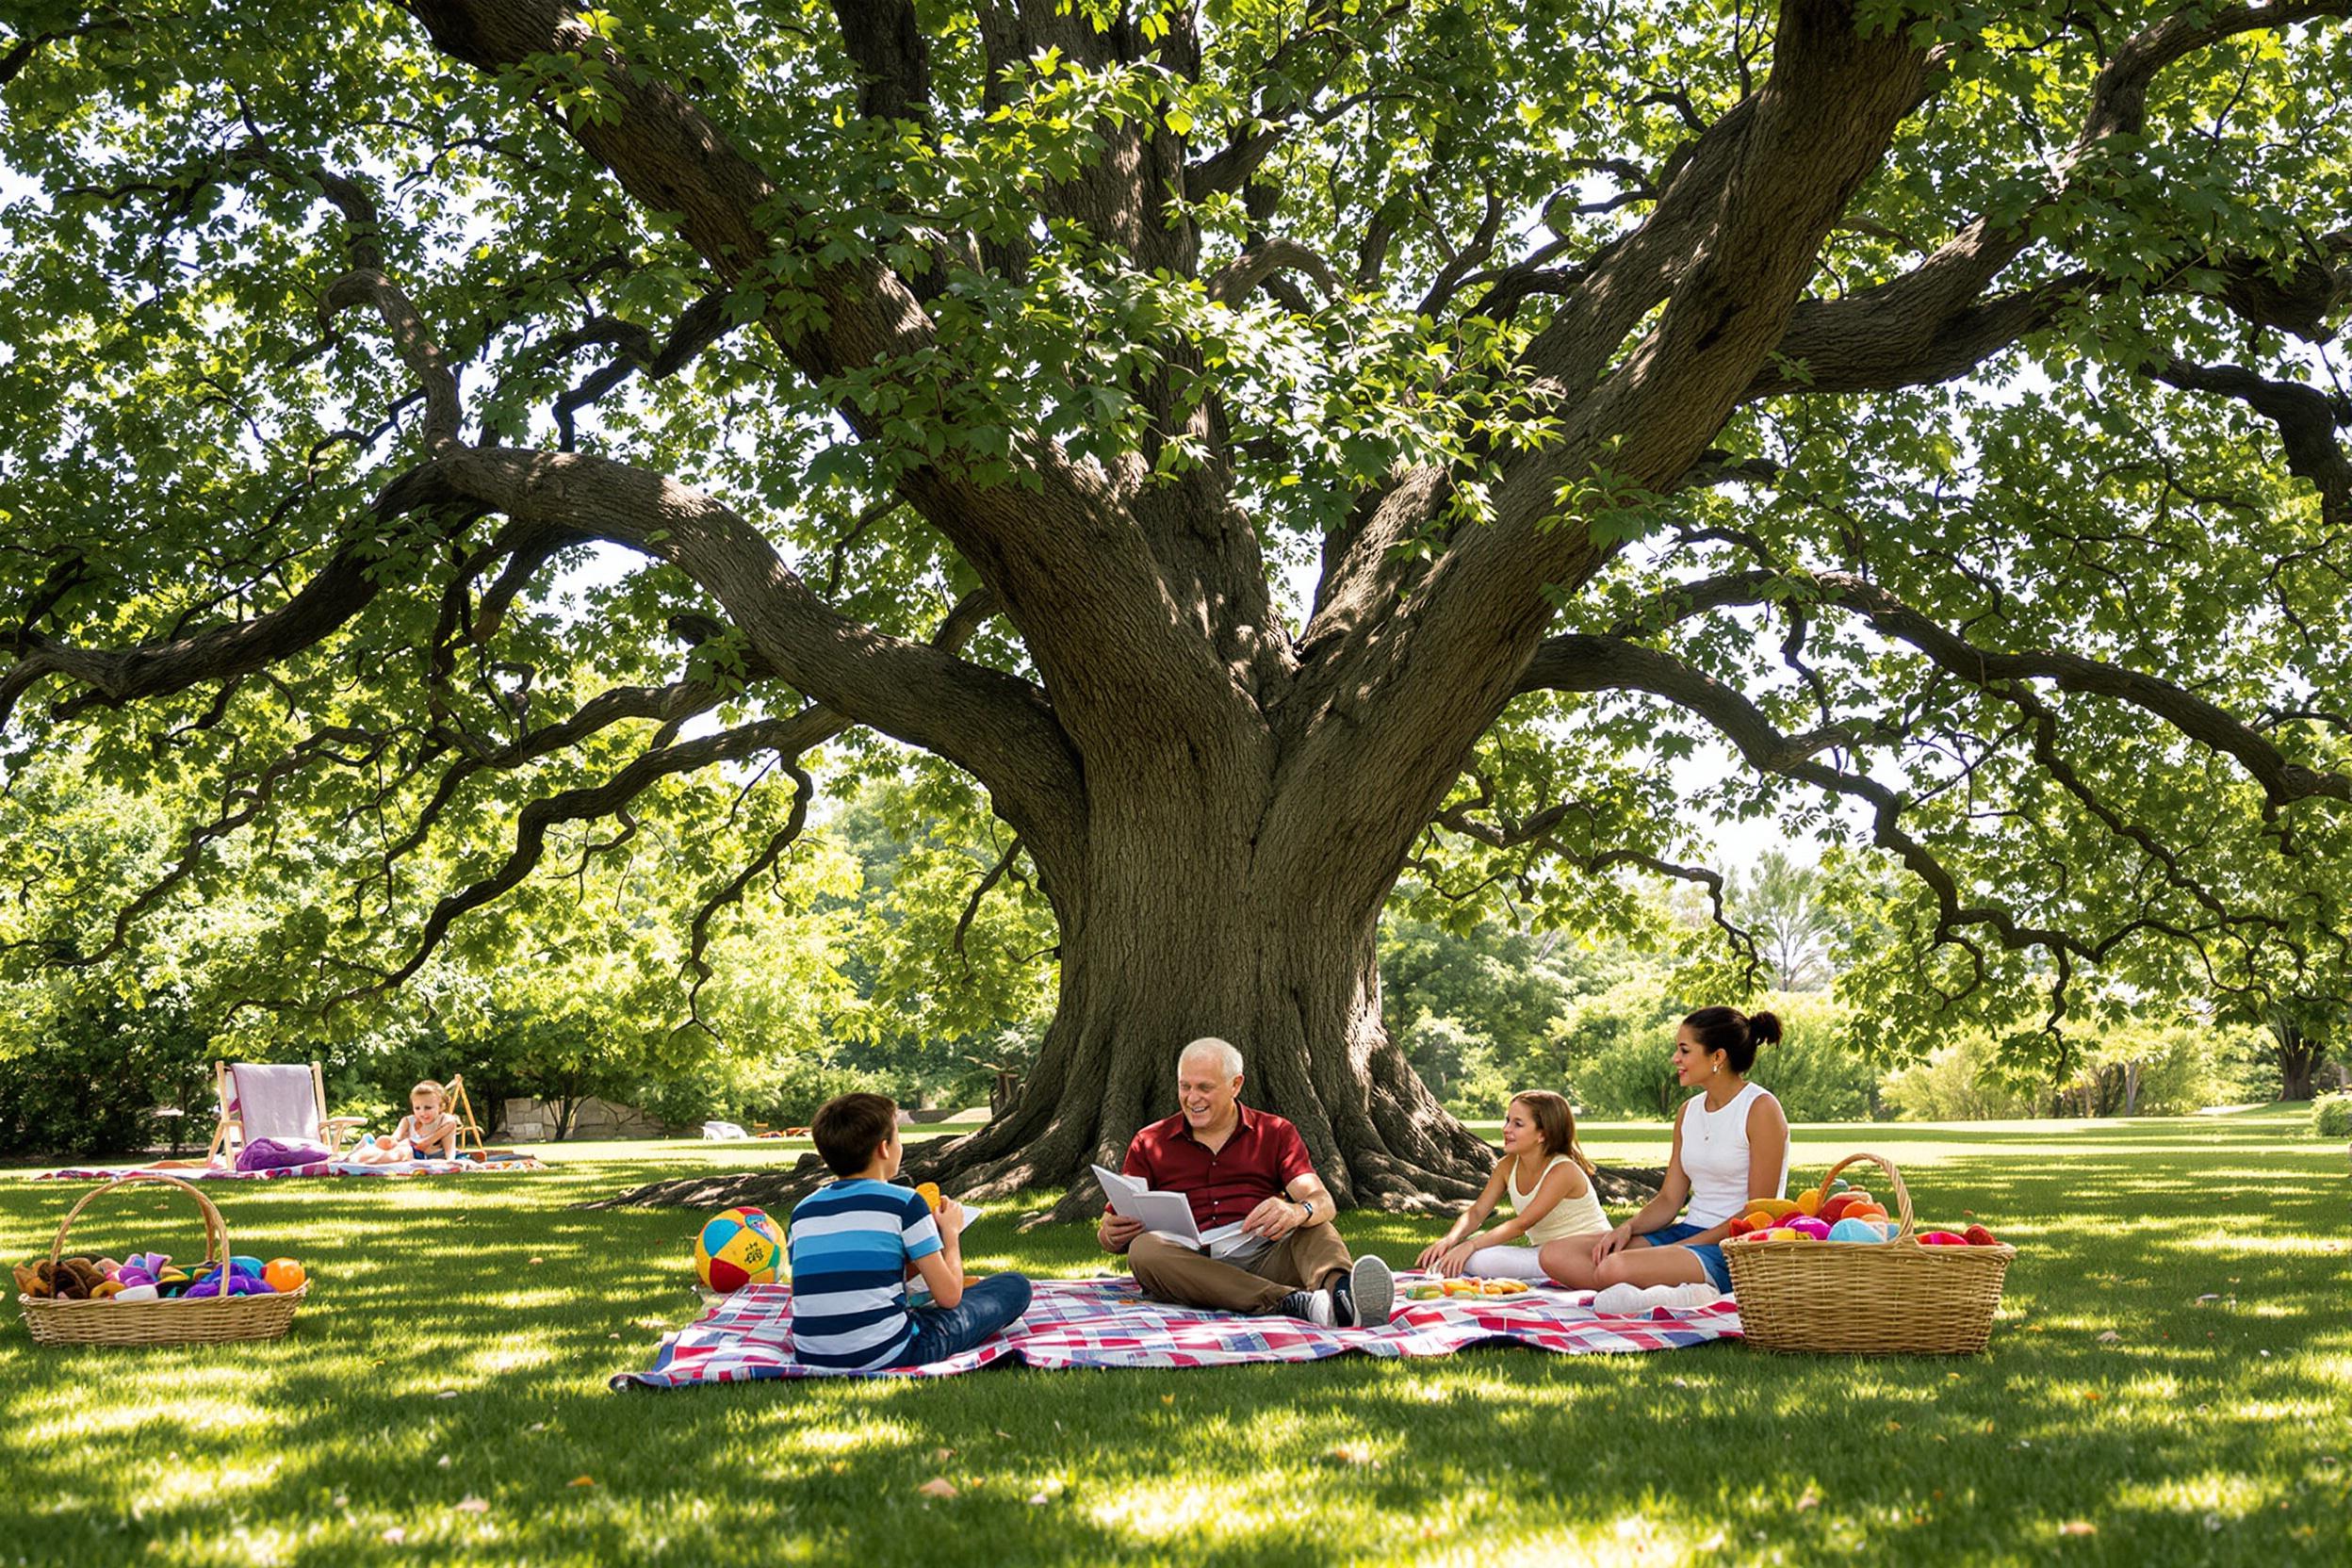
[48,1172,230,1275]
[1811,1151,1917,1242]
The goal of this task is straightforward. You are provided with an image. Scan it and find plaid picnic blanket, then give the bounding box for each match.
[34,1155,545,1181]
[613,1276,1741,1389]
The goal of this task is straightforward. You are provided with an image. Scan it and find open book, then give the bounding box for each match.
[1093,1164,1203,1248]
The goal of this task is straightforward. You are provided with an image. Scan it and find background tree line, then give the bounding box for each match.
[0,750,2317,1158]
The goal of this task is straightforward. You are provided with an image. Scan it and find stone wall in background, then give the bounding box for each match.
[494,1096,678,1142]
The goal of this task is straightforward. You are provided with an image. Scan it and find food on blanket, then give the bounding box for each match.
[1407,1283,1446,1300]
[1962,1224,2001,1247]
[1478,1279,1530,1296]
[1827,1218,1892,1244]
[1441,1278,1484,1297]
[914,1182,943,1213]
[694,1206,785,1293]
[262,1258,308,1293]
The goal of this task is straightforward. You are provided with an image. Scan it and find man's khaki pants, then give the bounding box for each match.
[1126,1224,1353,1314]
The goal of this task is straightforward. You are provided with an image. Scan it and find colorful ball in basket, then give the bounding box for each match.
[694,1207,783,1292]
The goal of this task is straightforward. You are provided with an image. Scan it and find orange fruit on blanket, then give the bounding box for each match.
[1442,1278,1482,1297]
[1479,1279,1530,1296]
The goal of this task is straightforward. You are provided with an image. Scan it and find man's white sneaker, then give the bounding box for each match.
[1343,1254,1396,1327]
[1280,1287,1337,1327]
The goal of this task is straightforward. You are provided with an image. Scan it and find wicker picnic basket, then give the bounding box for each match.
[1723,1152,2014,1356]
[17,1172,305,1347]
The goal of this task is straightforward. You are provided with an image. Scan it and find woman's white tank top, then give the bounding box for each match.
[1678,1082,1788,1227]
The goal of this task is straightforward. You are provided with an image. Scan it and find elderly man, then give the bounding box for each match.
[1097,1037,1395,1327]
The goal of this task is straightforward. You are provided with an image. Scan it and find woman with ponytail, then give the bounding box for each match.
[1537,1006,1789,1310]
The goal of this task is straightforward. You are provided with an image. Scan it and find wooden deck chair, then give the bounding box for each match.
[206,1061,366,1165]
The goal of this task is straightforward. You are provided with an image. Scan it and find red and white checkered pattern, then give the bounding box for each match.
[613,1275,1741,1388]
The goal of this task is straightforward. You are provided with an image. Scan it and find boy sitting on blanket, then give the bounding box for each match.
[786,1093,1032,1373]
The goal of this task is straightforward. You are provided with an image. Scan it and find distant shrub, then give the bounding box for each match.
[2314,1093,2352,1140]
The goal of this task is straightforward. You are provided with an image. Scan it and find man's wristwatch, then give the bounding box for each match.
[1298,1198,1315,1224]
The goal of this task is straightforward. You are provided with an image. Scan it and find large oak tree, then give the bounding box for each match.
[5,0,2351,1211]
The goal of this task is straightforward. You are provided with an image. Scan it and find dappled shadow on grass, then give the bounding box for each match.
[3,1132,2349,1567]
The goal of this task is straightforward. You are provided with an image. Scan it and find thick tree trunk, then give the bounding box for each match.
[2278,1037,2323,1102]
[599,811,1662,1215]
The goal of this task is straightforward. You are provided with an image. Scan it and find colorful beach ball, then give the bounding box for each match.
[694,1206,783,1292]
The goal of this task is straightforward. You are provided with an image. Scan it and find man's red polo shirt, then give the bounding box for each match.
[1117,1104,1315,1233]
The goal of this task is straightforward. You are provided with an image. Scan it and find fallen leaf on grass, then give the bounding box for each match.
[918,1478,957,1499]
[1795,1489,1821,1511]
[2058,1522,2096,1537]
[455,1496,489,1514]
[529,1257,544,1266]
[435,1390,460,1399]
[2096,1331,2122,1344]
[568,1477,596,1488]
[1322,1442,1380,1468]
[435,1456,451,1469]
[933,1447,955,1462]
[381,1527,406,1544]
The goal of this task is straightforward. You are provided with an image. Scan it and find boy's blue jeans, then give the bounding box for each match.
[898,1274,1033,1366]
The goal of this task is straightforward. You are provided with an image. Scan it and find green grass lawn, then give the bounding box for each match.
[3,1110,2346,1567]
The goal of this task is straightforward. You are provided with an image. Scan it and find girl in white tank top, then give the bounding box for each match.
[1415,1090,1609,1282]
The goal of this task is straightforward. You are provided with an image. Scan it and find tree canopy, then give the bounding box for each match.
[4,0,2351,1204]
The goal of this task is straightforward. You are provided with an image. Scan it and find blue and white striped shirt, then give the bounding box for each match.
[787,1179,942,1373]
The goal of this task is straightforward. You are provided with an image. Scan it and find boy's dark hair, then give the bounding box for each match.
[811,1091,900,1176]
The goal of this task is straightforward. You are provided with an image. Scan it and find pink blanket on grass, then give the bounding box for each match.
[613,1276,1741,1388]
[33,1155,544,1181]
